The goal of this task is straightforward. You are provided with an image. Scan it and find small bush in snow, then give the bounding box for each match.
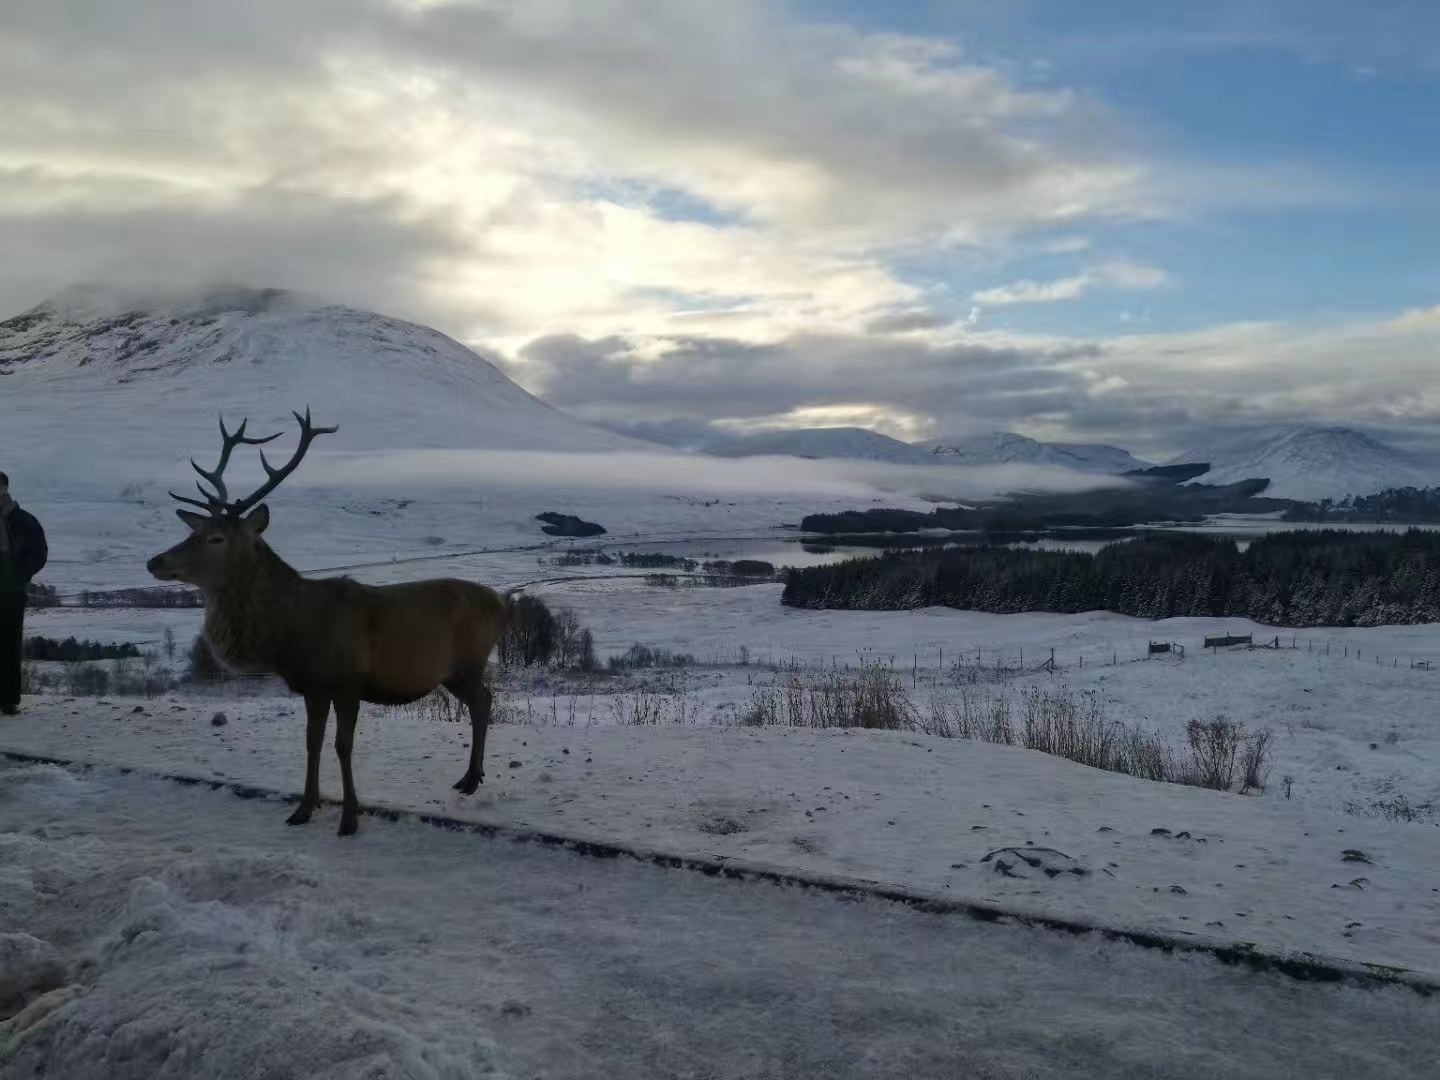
[62,663,110,697]
[501,595,557,668]
[1185,716,1243,791]
[1343,795,1437,824]
[499,595,595,671]
[741,663,917,731]
[607,643,698,671]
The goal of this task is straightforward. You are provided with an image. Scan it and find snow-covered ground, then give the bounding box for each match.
[25,582,1440,819]
[3,671,1440,981]
[4,759,1438,1080]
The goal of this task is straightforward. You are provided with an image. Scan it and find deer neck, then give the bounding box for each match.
[202,543,307,673]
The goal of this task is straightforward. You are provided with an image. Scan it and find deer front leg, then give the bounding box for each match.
[287,695,330,826]
[333,698,361,836]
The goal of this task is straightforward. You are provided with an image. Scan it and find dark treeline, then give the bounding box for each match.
[799,478,1287,535]
[24,636,142,661]
[782,530,1440,627]
[1283,487,1440,524]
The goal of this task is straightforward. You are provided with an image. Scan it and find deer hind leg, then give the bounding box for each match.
[446,674,492,795]
[286,694,330,826]
[333,697,362,836]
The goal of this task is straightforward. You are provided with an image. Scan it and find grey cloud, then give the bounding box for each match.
[0,185,472,326]
[864,310,958,334]
[514,330,1098,435]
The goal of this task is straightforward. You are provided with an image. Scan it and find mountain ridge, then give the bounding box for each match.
[917,431,1150,474]
[1169,425,1440,501]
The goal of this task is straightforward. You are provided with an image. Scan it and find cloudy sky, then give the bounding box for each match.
[5,0,1440,457]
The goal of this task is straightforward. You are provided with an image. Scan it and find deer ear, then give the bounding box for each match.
[242,503,270,536]
[176,509,211,531]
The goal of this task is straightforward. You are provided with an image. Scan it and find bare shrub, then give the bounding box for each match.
[1186,716,1242,791]
[742,662,917,731]
[1240,727,1276,794]
[1344,795,1437,824]
[576,629,597,673]
[398,688,467,725]
[62,663,111,696]
[499,596,595,671]
[108,651,173,699]
[915,683,1268,793]
[550,608,583,668]
[608,672,702,726]
[500,595,557,668]
[608,643,698,671]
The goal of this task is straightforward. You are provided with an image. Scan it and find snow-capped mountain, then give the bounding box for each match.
[917,431,1150,474]
[1169,425,1440,501]
[703,427,938,465]
[0,284,648,460]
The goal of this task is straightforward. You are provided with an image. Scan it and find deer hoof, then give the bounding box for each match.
[286,805,314,826]
[338,812,358,837]
[454,771,483,795]
[456,773,483,795]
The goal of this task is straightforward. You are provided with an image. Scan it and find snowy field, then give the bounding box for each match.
[8,292,1440,1075]
[5,759,1438,1080]
[4,659,1440,979]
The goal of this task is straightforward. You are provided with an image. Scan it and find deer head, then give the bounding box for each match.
[147,408,336,589]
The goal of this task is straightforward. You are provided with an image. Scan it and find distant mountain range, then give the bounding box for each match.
[5,285,1438,507]
[701,422,1440,501]
[916,431,1151,474]
[698,427,1150,473]
[701,427,938,465]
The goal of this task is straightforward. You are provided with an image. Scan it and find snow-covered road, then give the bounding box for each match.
[2,760,1435,1080]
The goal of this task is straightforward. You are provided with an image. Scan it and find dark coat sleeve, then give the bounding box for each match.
[10,508,47,582]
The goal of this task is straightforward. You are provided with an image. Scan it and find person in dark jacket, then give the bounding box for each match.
[0,472,48,714]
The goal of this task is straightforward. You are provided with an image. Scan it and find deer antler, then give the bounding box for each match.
[169,415,282,516]
[227,407,338,517]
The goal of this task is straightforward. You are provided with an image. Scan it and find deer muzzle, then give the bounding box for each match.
[147,552,178,581]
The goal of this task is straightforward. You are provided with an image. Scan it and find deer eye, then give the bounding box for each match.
[207,535,226,545]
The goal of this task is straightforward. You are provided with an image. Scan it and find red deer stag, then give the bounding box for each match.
[147,409,508,835]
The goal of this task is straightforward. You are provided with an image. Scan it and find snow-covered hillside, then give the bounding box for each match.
[919,431,1150,474]
[0,285,650,459]
[703,426,938,465]
[1170,425,1440,501]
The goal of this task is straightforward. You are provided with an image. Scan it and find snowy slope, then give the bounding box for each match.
[919,431,1150,474]
[703,426,938,464]
[1170,426,1440,501]
[0,284,650,458]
